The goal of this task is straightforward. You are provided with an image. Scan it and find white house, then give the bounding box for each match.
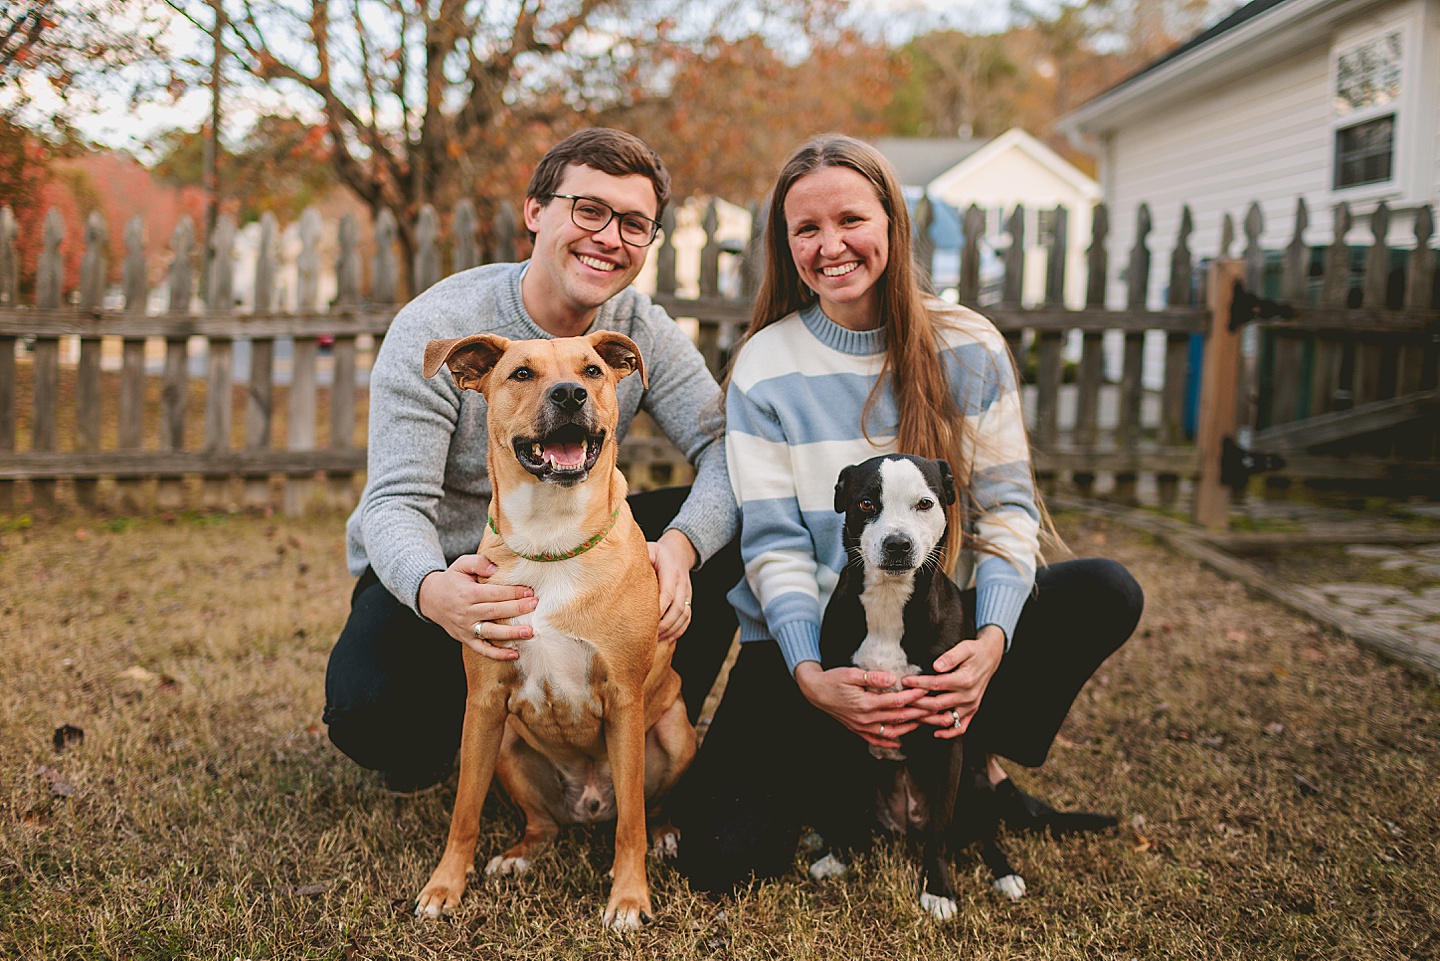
[1060,0,1440,308]
[875,129,1102,307]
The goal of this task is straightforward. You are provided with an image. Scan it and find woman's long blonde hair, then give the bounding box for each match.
[735,134,1051,569]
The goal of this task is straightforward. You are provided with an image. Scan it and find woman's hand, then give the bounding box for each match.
[794,662,929,751]
[902,625,1006,738]
[417,555,539,660]
[648,530,698,643]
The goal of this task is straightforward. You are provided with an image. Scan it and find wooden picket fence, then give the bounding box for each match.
[0,191,1436,523]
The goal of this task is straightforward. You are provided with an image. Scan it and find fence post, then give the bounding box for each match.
[286,208,320,517]
[1157,205,1194,507]
[960,204,983,306]
[245,212,278,509]
[204,214,237,508]
[452,199,478,274]
[413,203,440,295]
[157,216,193,510]
[0,206,15,512]
[32,208,65,510]
[75,211,108,510]
[116,215,149,510]
[1193,259,1245,529]
[324,205,358,509]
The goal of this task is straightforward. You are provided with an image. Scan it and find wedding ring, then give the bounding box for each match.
[684,599,691,608]
[951,710,962,729]
[473,623,484,639]
[879,724,886,737]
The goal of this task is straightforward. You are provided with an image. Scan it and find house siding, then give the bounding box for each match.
[1102,47,1334,308]
[1096,0,1440,308]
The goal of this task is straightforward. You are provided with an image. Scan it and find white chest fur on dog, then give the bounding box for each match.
[853,570,921,684]
[505,558,601,721]
[851,458,947,687]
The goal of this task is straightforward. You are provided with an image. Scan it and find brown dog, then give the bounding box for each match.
[412,330,696,929]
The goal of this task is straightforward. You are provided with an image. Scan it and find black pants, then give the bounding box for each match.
[671,557,1144,894]
[322,486,742,778]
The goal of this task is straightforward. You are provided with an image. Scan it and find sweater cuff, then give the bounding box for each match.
[772,621,822,678]
[392,554,449,618]
[975,582,1030,653]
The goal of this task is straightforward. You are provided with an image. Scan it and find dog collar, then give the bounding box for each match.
[487,508,621,562]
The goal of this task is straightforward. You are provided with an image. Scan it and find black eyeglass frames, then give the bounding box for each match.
[550,194,662,247]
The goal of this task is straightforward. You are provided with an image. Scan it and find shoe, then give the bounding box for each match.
[379,760,453,796]
[994,779,1117,836]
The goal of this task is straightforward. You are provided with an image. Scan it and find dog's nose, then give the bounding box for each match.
[881,533,914,558]
[549,382,588,413]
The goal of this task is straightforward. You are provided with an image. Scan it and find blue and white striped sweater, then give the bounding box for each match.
[725,299,1041,676]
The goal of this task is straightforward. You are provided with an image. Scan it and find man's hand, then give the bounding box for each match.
[902,625,1006,738]
[794,662,928,751]
[417,555,538,660]
[648,529,698,643]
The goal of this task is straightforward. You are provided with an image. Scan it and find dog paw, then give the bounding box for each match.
[919,891,958,921]
[650,827,680,859]
[484,854,531,877]
[603,896,651,932]
[993,874,1026,901]
[808,853,848,881]
[414,884,461,919]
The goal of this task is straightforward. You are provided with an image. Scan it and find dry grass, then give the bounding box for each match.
[2,509,1438,959]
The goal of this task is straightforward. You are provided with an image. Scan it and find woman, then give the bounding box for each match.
[673,135,1144,894]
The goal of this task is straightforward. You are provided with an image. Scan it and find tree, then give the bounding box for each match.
[611,30,903,203]
[889,31,1018,139]
[0,1,171,131]
[151,113,337,222]
[165,0,857,292]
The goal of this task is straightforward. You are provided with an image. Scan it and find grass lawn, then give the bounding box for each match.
[1,509,1437,959]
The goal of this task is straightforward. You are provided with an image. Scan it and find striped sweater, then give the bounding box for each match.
[725,298,1041,677]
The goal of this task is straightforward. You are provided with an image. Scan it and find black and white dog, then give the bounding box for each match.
[816,453,1024,919]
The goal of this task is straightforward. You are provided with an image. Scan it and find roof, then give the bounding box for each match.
[872,137,989,187]
[1101,0,1293,100]
[1060,0,1374,134]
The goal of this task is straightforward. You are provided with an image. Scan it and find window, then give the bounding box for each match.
[1328,24,1409,195]
[1334,115,1394,188]
[1036,208,1059,248]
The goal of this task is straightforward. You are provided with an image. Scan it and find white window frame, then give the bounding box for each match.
[1326,4,1435,206]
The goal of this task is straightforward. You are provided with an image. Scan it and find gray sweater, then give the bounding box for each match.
[345,262,739,613]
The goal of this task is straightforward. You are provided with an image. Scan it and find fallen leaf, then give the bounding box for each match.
[290,883,329,897]
[1052,734,1078,749]
[1294,774,1320,796]
[1131,832,1152,853]
[52,724,84,752]
[1198,736,1225,748]
[35,766,75,797]
[22,807,51,829]
[118,665,158,684]
[1225,630,1248,643]
[1300,647,1325,662]
[1264,722,1286,736]
[1131,814,1147,829]
[74,528,90,541]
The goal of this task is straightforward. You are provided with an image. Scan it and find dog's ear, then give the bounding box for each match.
[833,465,855,514]
[587,331,647,387]
[934,459,958,506]
[423,334,509,393]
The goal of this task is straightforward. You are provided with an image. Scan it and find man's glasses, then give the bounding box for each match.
[551,194,662,247]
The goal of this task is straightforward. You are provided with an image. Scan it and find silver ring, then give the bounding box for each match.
[473,622,484,640]
[684,599,691,608]
[879,723,886,737]
[950,710,962,729]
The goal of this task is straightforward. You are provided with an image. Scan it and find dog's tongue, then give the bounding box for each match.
[543,440,586,468]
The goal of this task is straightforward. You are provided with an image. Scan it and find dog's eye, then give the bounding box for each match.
[916,498,934,511]
[583,364,603,378]
[511,366,533,381]
[858,498,875,513]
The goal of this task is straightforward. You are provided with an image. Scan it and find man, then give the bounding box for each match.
[324,128,741,793]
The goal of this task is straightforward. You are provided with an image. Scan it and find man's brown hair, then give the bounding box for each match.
[525,129,671,240]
